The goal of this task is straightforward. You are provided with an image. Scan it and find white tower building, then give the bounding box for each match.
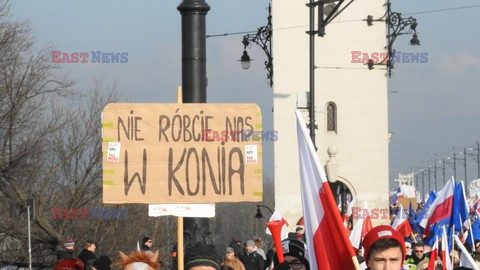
[272,0,390,227]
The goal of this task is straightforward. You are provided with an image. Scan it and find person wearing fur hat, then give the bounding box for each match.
[241,240,264,270]
[362,225,406,270]
[273,239,309,270]
[56,236,76,262]
[221,247,246,270]
[184,242,222,270]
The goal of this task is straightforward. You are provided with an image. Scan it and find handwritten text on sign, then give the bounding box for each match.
[101,103,263,204]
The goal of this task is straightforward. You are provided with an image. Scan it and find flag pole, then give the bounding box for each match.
[451,226,455,267]
[351,256,361,270]
[177,86,184,270]
[410,232,417,243]
[468,219,475,251]
[451,223,455,252]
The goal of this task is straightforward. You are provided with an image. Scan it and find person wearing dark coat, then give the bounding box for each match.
[140,236,152,252]
[92,255,112,270]
[140,236,154,256]
[229,237,245,259]
[56,236,75,262]
[265,246,276,268]
[241,240,263,270]
[77,240,97,270]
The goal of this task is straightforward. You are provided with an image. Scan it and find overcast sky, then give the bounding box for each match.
[10,0,480,194]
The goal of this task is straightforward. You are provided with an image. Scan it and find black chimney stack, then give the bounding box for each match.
[177,0,210,103]
[177,0,211,248]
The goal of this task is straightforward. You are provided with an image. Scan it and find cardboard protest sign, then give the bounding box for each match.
[101,103,263,204]
[469,178,480,195]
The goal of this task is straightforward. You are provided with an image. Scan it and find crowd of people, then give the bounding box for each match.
[342,199,480,270]
[54,237,112,270]
[52,230,310,270]
[52,223,414,270]
[53,206,480,270]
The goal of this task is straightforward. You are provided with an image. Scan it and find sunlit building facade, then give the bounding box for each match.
[272,0,390,228]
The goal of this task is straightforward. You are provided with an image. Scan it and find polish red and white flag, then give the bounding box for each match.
[392,204,413,238]
[296,110,359,270]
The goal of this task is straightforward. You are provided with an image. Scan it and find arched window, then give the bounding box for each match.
[327,102,337,132]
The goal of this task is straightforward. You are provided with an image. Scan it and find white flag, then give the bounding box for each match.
[454,235,480,270]
[265,209,289,240]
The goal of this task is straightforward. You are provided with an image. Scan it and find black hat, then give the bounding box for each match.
[142,236,151,244]
[273,239,309,270]
[92,255,112,270]
[185,243,221,270]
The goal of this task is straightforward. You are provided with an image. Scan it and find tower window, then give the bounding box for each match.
[327,102,337,132]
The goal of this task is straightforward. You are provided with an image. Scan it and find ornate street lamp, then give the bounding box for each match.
[239,3,273,87]
[366,0,420,77]
[254,204,274,219]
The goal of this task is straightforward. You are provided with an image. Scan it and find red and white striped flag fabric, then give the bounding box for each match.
[296,110,359,270]
[420,179,455,236]
[442,226,453,270]
[392,204,413,238]
[349,202,372,250]
[427,236,439,270]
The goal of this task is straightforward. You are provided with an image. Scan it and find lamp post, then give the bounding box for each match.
[414,173,418,195]
[241,0,354,148]
[421,169,425,199]
[466,142,480,179]
[427,166,431,193]
[465,145,480,182]
[239,3,273,87]
[431,159,443,191]
[27,198,35,270]
[254,204,274,219]
[462,148,468,182]
[444,151,466,182]
[177,0,212,251]
[366,0,420,77]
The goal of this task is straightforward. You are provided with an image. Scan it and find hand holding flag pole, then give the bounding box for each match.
[410,232,417,243]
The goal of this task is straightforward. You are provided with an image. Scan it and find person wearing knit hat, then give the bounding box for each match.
[64,236,75,248]
[273,239,309,270]
[184,242,222,270]
[241,240,264,270]
[362,225,405,270]
[56,236,76,262]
